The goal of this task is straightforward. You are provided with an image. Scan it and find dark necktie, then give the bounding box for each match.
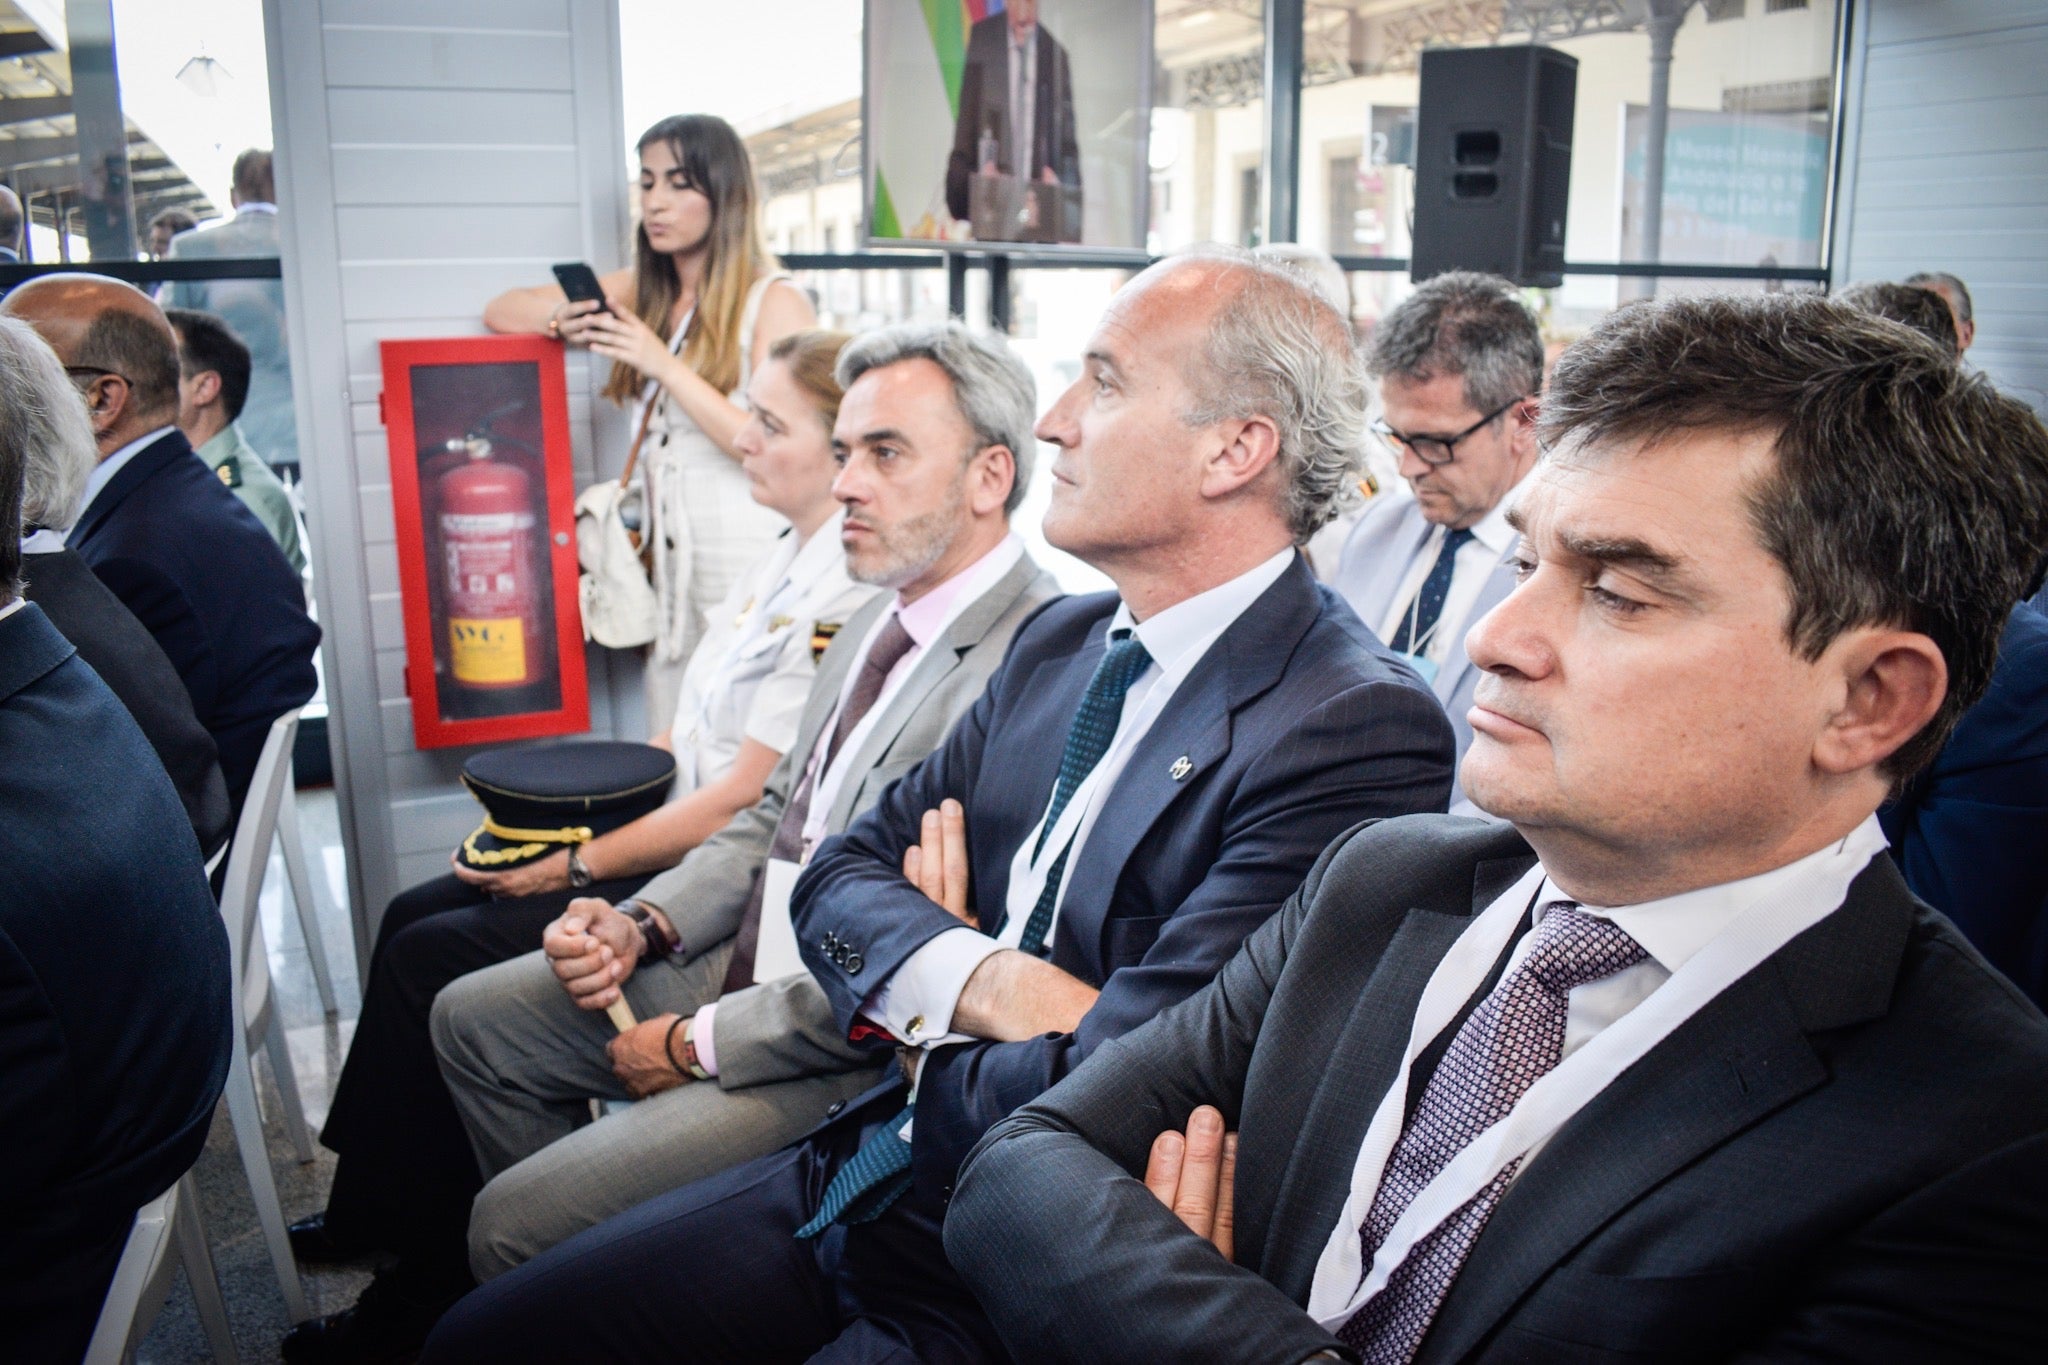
[721,614,919,993]
[1388,527,1475,655]
[1007,631,1153,952]
[795,628,1153,1239]
[1336,905,1646,1363]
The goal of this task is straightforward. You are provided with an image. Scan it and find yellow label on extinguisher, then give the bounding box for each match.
[450,617,528,685]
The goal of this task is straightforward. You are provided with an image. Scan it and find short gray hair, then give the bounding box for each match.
[1175,246,1371,543]
[1904,270,1973,324]
[1368,270,1543,414]
[0,314,97,532]
[836,321,1037,514]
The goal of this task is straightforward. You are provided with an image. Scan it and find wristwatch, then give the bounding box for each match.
[618,900,675,961]
[565,845,594,890]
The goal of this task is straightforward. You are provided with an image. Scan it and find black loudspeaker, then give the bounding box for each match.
[1410,44,1578,288]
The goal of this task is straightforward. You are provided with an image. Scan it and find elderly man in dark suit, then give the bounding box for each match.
[0,313,232,856]
[0,352,234,1364]
[947,294,2048,1364]
[1,272,318,808]
[423,248,1456,1362]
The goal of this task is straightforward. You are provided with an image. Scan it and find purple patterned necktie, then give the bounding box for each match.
[1336,904,1647,1363]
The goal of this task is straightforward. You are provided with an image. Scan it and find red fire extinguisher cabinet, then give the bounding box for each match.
[380,335,590,750]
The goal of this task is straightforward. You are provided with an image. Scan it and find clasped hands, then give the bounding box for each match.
[1146,1105,1238,1262]
[541,896,688,1099]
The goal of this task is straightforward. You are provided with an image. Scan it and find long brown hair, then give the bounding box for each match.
[603,114,778,405]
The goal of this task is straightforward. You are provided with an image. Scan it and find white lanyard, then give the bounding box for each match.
[997,652,1167,948]
[1310,826,1882,1328]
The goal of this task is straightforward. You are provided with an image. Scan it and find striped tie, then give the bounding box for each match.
[795,630,1153,1238]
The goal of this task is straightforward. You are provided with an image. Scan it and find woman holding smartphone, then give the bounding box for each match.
[486,113,816,734]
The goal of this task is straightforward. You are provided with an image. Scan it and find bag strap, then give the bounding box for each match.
[617,394,657,491]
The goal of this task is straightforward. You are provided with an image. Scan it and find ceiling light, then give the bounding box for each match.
[176,55,230,97]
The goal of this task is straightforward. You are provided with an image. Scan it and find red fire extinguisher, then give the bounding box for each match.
[436,436,545,690]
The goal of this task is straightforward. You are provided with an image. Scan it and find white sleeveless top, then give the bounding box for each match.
[638,272,794,666]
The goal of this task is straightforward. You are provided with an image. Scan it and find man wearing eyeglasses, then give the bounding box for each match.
[1335,271,1543,809]
[1,273,318,812]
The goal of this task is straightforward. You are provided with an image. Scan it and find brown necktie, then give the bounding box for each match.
[722,615,919,992]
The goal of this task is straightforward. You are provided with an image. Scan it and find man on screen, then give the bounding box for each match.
[945,0,1082,243]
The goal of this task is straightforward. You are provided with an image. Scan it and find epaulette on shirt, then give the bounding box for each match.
[216,456,244,490]
[810,621,843,664]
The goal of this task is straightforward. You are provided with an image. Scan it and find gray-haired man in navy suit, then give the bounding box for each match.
[1334,272,1543,810]
[424,248,1458,1363]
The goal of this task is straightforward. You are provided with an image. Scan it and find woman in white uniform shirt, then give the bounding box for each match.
[485,114,814,735]
[296,334,876,1318]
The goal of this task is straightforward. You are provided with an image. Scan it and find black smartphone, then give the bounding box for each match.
[551,262,614,316]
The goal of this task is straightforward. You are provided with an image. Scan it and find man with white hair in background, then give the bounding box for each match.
[423,247,1456,1363]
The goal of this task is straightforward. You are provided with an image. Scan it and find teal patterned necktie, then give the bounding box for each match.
[795,629,1153,1238]
[1010,631,1153,952]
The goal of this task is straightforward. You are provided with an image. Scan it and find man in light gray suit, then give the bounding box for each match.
[1335,272,1542,808]
[432,322,1059,1279]
[165,149,297,469]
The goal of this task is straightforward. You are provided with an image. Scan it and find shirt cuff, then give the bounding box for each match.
[690,1001,720,1078]
[859,926,1003,1049]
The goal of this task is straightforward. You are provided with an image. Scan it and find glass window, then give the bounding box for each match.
[1280,0,1839,313]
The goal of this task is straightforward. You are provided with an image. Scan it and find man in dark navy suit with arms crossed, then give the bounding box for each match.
[424,247,1457,1362]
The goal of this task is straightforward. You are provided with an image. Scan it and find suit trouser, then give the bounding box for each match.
[419,1107,1007,1365]
[0,1211,130,1364]
[318,871,642,1284]
[431,944,888,1279]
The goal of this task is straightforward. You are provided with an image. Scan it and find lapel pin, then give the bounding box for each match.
[1169,755,1192,781]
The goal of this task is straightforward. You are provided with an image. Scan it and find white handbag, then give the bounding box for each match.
[574,402,659,649]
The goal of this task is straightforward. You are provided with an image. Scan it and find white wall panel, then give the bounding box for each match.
[330,148,582,205]
[327,89,579,148]
[267,0,632,959]
[322,29,574,92]
[1836,1,2048,413]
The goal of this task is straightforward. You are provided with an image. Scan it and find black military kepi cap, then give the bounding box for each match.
[456,741,675,872]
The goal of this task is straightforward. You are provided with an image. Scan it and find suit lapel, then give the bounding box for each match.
[1260,850,1535,1300]
[1431,548,1518,705]
[1417,861,1915,1365]
[1055,560,1321,973]
[824,557,1048,830]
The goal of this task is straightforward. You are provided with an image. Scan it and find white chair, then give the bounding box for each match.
[277,767,341,1015]
[217,707,315,1322]
[83,1171,239,1364]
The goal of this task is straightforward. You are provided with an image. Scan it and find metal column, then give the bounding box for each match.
[65,0,136,262]
[1263,0,1305,246]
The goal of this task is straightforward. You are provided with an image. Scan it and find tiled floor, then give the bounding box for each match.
[136,787,369,1364]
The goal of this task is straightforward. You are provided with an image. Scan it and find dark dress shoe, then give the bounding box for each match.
[289,1210,376,1264]
[281,1273,456,1365]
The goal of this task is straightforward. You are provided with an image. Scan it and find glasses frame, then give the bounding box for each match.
[1372,397,1525,467]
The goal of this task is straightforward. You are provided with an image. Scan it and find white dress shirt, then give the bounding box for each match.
[864,547,1298,1052]
[0,596,25,624]
[690,534,1024,1075]
[1375,479,1525,671]
[1006,25,1038,178]
[68,425,180,539]
[1306,815,1889,1330]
